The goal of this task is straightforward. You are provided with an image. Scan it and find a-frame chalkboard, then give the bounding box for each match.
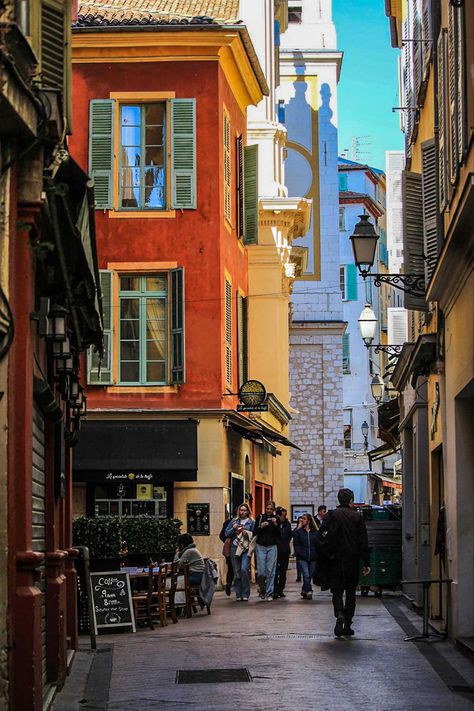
[89,571,136,634]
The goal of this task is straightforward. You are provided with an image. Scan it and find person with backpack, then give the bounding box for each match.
[292,512,319,599]
[319,488,371,637]
[253,501,280,600]
[224,503,255,601]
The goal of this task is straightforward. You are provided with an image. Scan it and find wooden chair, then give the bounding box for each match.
[164,561,179,624]
[183,561,211,617]
[131,565,155,629]
[149,564,168,628]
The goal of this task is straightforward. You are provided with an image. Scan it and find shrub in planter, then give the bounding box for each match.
[72,516,182,560]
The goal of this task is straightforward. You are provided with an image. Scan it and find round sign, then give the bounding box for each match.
[238,380,267,406]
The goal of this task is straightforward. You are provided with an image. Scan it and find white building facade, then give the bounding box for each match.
[278,0,345,513]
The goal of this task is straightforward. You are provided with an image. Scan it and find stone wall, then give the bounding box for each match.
[289,323,345,511]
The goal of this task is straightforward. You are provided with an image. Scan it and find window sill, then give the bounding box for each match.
[106,385,180,394]
[108,210,176,219]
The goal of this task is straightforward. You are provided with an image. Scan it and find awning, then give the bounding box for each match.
[372,472,402,490]
[368,441,398,463]
[229,418,302,451]
[73,419,198,482]
[377,397,400,450]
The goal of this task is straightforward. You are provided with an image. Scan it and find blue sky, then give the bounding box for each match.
[333,0,403,170]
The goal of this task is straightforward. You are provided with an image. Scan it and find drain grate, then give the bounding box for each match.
[176,668,252,684]
[262,633,322,640]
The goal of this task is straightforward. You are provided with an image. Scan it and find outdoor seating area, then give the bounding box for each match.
[125,561,211,630]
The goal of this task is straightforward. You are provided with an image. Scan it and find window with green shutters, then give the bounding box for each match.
[345,264,358,301]
[89,98,196,211]
[243,144,258,245]
[237,292,248,387]
[342,334,350,374]
[225,279,233,388]
[338,173,348,192]
[88,270,113,384]
[87,269,185,386]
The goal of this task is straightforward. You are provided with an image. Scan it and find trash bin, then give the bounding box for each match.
[359,507,402,596]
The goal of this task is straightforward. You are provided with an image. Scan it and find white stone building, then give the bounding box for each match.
[278,0,345,514]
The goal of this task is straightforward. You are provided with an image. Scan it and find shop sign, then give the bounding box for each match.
[237,379,267,412]
[105,472,153,482]
[187,503,210,535]
[236,403,268,412]
[90,572,135,634]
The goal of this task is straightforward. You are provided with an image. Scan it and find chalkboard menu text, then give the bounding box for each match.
[90,571,136,633]
[187,503,210,535]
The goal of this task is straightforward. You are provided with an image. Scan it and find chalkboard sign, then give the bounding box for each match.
[89,571,136,634]
[187,503,210,535]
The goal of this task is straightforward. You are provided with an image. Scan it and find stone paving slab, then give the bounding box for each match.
[88,583,473,711]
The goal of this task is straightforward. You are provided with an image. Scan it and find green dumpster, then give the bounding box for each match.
[359,508,402,596]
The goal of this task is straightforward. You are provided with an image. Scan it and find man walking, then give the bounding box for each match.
[274,507,293,598]
[316,504,327,527]
[321,488,370,637]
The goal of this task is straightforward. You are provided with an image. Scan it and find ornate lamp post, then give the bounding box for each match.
[358,304,404,356]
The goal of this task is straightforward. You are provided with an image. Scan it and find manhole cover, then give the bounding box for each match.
[176,668,252,684]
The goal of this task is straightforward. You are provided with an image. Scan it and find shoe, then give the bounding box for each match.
[300,591,307,599]
[242,597,249,601]
[343,626,354,636]
[334,614,345,637]
[236,597,243,601]
[305,593,313,600]
[225,584,231,597]
[265,596,273,601]
[296,577,301,582]
[280,593,286,598]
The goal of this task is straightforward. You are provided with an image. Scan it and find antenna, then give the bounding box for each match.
[351,135,373,163]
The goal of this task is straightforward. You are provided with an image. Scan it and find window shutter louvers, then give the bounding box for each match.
[41,2,65,89]
[421,140,438,286]
[421,0,432,79]
[237,293,248,387]
[236,135,244,238]
[171,99,196,209]
[170,268,185,384]
[412,1,422,102]
[456,6,466,164]
[437,29,448,211]
[88,270,113,384]
[345,264,358,301]
[342,334,350,374]
[89,100,114,209]
[224,113,231,222]
[447,5,459,187]
[402,170,427,311]
[243,144,259,245]
[403,18,414,150]
[225,280,233,387]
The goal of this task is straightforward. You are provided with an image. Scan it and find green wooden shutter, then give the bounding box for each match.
[346,264,358,301]
[437,29,448,211]
[225,279,232,387]
[402,170,427,311]
[421,140,438,286]
[342,334,350,374]
[170,267,185,384]
[171,99,196,209]
[237,293,248,387]
[89,100,114,209]
[236,135,244,238]
[243,144,258,245]
[88,270,113,384]
[338,173,348,191]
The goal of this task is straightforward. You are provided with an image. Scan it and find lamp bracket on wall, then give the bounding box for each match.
[365,343,404,356]
[359,270,426,298]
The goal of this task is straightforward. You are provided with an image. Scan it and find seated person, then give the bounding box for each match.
[174,533,205,587]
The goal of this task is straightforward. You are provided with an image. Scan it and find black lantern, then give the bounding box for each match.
[350,215,379,278]
[56,354,75,376]
[361,420,369,450]
[52,335,71,359]
[370,374,385,404]
[47,304,68,341]
[69,378,80,401]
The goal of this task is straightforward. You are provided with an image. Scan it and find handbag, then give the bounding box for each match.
[222,537,232,558]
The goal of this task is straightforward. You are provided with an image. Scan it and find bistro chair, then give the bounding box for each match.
[149,563,168,628]
[183,561,211,617]
[164,561,179,624]
[131,564,154,629]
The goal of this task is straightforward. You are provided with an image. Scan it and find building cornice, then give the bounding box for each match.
[72,27,266,112]
[279,49,343,80]
[259,196,312,239]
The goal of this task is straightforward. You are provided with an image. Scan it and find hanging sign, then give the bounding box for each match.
[237,380,267,412]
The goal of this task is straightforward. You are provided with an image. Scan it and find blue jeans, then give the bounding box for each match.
[230,548,251,599]
[189,572,203,587]
[299,560,316,593]
[255,544,278,596]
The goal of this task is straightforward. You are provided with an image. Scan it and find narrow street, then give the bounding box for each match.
[55,579,474,710]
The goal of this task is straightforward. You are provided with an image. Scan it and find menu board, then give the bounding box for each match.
[187,503,210,535]
[89,571,136,633]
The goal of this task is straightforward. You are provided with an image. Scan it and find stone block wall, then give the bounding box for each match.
[289,323,345,511]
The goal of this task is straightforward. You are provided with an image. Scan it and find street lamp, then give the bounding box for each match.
[370,374,385,404]
[350,215,426,298]
[358,305,404,356]
[361,421,369,450]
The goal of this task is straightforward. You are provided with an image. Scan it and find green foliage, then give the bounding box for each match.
[72,516,182,558]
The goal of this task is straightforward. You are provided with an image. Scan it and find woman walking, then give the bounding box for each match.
[224,503,254,601]
[292,513,319,599]
[254,501,280,600]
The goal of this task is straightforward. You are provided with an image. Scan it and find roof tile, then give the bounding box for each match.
[76,0,240,26]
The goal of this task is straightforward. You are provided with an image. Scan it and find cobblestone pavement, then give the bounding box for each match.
[55,580,474,711]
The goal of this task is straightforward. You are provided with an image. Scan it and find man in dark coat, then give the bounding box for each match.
[322,488,370,637]
[274,507,293,598]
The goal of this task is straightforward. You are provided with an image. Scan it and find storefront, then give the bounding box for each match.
[73,419,198,518]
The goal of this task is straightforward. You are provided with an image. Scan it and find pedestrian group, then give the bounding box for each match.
[219,488,371,637]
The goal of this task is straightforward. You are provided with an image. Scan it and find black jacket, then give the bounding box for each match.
[292,527,319,562]
[319,505,370,588]
[253,514,280,546]
[276,519,293,554]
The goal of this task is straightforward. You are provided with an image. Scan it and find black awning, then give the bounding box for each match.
[73,419,198,481]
